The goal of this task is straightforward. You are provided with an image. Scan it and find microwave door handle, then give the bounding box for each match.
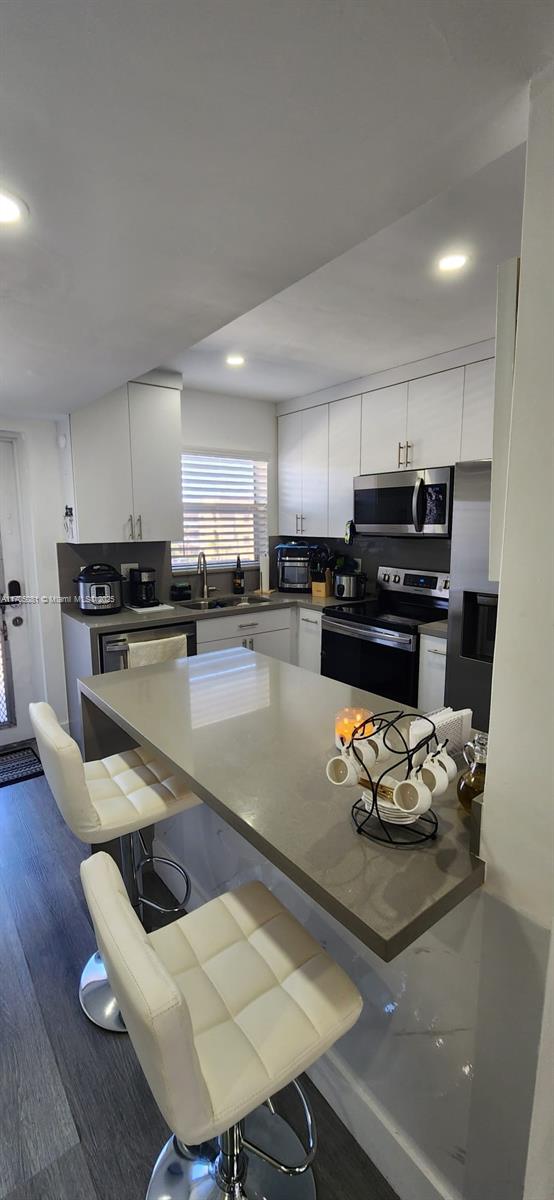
[412,477,424,532]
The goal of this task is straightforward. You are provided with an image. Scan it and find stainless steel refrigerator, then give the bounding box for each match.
[445,461,498,731]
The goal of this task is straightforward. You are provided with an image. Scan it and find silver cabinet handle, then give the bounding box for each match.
[136,513,143,540]
[428,647,447,656]
[249,637,254,650]
[128,514,135,540]
[238,621,259,629]
[301,617,319,624]
[405,442,413,466]
[397,442,405,468]
[300,514,305,532]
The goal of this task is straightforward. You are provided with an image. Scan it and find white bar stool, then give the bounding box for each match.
[81,851,362,1199]
[29,701,201,1035]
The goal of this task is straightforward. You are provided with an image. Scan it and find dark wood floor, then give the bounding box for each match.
[0,775,399,1200]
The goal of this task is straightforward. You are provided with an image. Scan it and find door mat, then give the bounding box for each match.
[0,745,44,788]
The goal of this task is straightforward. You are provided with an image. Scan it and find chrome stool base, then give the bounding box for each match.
[146,1106,316,1199]
[79,952,126,1034]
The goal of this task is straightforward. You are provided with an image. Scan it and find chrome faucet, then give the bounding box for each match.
[197,551,209,601]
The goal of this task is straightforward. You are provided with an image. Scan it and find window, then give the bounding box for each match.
[171,453,269,570]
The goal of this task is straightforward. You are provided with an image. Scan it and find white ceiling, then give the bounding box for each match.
[0,1,551,417]
[175,145,526,400]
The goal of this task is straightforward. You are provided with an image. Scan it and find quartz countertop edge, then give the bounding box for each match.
[77,653,484,962]
[62,593,348,631]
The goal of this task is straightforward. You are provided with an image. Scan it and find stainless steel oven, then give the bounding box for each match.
[354,467,453,537]
[321,613,419,705]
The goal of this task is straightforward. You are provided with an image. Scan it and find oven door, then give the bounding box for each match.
[321,617,418,706]
[354,467,453,537]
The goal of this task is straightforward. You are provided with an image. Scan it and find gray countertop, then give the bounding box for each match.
[62,592,348,633]
[78,649,483,961]
[418,619,449,640]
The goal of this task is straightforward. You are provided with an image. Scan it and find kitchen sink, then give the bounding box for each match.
[177,595,272,611]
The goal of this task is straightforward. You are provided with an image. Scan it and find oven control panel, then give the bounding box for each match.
[377,566,450,598]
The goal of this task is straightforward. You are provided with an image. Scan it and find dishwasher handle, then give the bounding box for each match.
[103,638,130,669]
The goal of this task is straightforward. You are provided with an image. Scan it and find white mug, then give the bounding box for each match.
[410,761,447,797]
[326,751,360,787]
[393,777,433,816]
[426,745,457,783]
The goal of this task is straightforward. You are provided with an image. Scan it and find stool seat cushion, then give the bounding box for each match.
[84,746,201,841]
[148,881,363,1140]
[81,853,362,1144]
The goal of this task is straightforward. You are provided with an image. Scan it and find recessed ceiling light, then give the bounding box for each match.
[0,189,28,224]
[226,353,245,367]
[438,253,467,272]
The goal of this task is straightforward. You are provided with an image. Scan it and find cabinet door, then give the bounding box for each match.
[460,359,495,461]
[301,405,328,536]
[252,627,292,663]
[417,635,447,712]
[128,383,182,541]
[361,384,408,473]
[297,610,321,674]
[278,411,303,536]
[406,368,463,469]
[70,386,134,542]
[197,635,245,655]
[328,395,361,536]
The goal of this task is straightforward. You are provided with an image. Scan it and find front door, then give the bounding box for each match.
[0,438,34,745]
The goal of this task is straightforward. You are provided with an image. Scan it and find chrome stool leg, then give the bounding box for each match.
[79,951,126,1034]
[146,1081,316,1199]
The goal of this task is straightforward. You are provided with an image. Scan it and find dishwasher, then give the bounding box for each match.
[99,621,197,671]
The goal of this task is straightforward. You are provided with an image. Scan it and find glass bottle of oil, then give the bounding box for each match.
[457,733,488,814]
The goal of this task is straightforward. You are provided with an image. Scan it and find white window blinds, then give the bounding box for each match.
[171,453,269,570]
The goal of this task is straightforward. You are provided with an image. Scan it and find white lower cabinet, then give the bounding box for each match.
[297,609,322,674]
[196,608,292,663]
[197,635,245,654]
[418,634,447,712]
[249,628,291,662]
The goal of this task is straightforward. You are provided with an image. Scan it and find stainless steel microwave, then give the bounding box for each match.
[353,466,453,537]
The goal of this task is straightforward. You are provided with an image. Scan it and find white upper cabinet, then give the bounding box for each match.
[301,405,329,536]
[361,383,408,473]
[328,394,361,535]
[406,367,464,468]
[128,383,182,541]
[460,359,495,461]
[278,410,303,535]
[278,406,328,537]
[70,386,134,543]
[69,382,182,542]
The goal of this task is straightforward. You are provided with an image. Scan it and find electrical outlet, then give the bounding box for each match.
[120,562,139,579]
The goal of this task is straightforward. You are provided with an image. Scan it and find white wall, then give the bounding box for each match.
[181,388,278,533]
[481,65,553,1197]
[0,417,68,724]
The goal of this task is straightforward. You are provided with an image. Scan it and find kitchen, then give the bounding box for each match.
[0,8,552,1200]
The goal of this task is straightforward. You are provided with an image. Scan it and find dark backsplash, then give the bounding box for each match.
[58,536,449,606]
[57,542,174,608]
[57,542,261,606]
[270,534,450,593]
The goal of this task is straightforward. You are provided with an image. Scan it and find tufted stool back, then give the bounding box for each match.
[81,851,213,1141]
[29,702,101,841]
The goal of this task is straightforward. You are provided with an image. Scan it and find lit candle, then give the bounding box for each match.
[335,706,374,746]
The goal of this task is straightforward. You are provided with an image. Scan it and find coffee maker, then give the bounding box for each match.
[128,567,159,608]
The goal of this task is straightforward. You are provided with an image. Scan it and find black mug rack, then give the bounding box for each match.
[341,709,441,848]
